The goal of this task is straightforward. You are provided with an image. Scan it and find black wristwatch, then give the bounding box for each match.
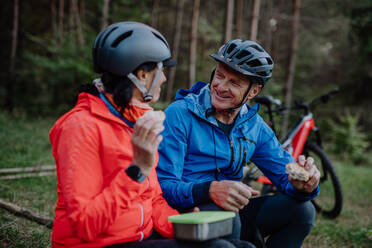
[125,164,146,182]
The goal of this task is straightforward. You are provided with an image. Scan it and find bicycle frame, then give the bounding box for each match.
[281,113,316,160]
[255,113,317,185]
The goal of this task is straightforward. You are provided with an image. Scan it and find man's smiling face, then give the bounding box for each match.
[210,63,252,111]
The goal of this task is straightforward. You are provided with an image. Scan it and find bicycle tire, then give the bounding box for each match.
[303,142,343,218]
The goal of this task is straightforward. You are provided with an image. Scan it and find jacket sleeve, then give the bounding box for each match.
[51,119,148,242]
[156,102,196,209]
[250,122,319,201]
[150,169,179,238]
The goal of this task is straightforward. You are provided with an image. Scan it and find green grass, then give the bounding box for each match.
[0,112,56,248]
[0,111,371,247]
[304,159,372,247]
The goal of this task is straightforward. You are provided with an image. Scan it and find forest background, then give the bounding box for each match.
[0,0,371,247]
[1,0,371,155]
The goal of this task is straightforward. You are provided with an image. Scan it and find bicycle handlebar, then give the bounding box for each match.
[255,88,340,115]
[307,88,339,106]
[254,96,281,107]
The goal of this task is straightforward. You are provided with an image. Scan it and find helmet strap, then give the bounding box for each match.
[127,62,163,102]
[146,62,163,101]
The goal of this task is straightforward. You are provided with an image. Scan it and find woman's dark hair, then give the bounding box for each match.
[79,62,157,113]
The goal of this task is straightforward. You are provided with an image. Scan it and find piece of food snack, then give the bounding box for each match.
[138,110,166,130]
[285,162,309,181]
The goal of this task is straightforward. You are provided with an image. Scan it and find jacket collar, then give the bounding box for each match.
[77,93,133,128]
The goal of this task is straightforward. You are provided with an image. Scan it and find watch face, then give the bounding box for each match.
[126,164,145,182]
[132,165,141,177]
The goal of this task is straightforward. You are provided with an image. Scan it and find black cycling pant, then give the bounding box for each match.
[197,194,315,248]
[240,194,316,248]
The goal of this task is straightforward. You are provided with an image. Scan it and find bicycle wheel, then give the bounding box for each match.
[302,142,343,218]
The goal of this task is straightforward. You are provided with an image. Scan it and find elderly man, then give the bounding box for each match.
[157,39,320,248]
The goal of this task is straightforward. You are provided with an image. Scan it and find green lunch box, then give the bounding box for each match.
[168,211,236,241]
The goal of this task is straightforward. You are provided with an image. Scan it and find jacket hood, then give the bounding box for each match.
[174,81,260,125]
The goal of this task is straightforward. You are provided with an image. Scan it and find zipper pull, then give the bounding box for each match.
[215,168,221,180]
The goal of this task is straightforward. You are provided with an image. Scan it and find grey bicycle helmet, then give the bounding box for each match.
[93,21,175,101]
[210,39,273,85]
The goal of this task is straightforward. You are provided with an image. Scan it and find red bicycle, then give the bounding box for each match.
[244,89,343,219]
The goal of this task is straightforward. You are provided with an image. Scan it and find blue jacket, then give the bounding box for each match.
[157,81,319,209]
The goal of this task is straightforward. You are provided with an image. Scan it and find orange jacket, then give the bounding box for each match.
[49,93,178,248]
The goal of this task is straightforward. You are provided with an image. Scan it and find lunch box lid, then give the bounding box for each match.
[168,211,236,224]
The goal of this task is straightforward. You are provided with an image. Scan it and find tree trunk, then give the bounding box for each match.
[0,165,55,174]
[101,0,110,29]
[0,199,53,228]
[281,0,301,139]
[72,0,84,45]
[10,0,18,73]
[58,0,64,44]
[69,0,75,34]
[270,17,279,61]
[189,0,200,88]
[249,0,261,41]
[224,0,234,43]
[236,0,244,38]
[262,0,274,51]
[6,0,19,112]
[51,0,57,40]
[151,0,160,28]
[80,0,85,23]
[166,0,185,101]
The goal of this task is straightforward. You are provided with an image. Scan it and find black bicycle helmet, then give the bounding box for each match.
[93,21,174,75]
[92,21,175,101]
[210,39,273,85]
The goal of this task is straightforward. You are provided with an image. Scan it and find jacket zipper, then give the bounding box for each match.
[223,111,257,172]
[234,146,246,176]
[197,109,257,178]
[231,139,243,175]
[137,177,150,241]
[137,203,144,241]
[226,137,235,170]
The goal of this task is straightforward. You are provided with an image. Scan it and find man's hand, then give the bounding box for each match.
[288,155,321,193]
[131,112,165,177]
[209,180,259,212]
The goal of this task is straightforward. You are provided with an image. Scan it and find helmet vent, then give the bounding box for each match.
[101,27,118,47]
[226,44,237,54]
[266,58,273,65]
[111,30,133,47]
[257,71,267,76]
[246,59,262,67]
[250,45,264,52]
[235,50,251,59]
[152,32,169,48]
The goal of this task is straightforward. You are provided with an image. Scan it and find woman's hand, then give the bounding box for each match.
[131,111,165,177]
[288,155,321,193]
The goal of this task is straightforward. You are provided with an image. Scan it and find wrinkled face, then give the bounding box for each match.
[210,63,255,111]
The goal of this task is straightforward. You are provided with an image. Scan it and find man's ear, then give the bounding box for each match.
[247,84,262,99]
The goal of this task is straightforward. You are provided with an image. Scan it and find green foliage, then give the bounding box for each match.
[17,33,95,116]
[329,108,369,164]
